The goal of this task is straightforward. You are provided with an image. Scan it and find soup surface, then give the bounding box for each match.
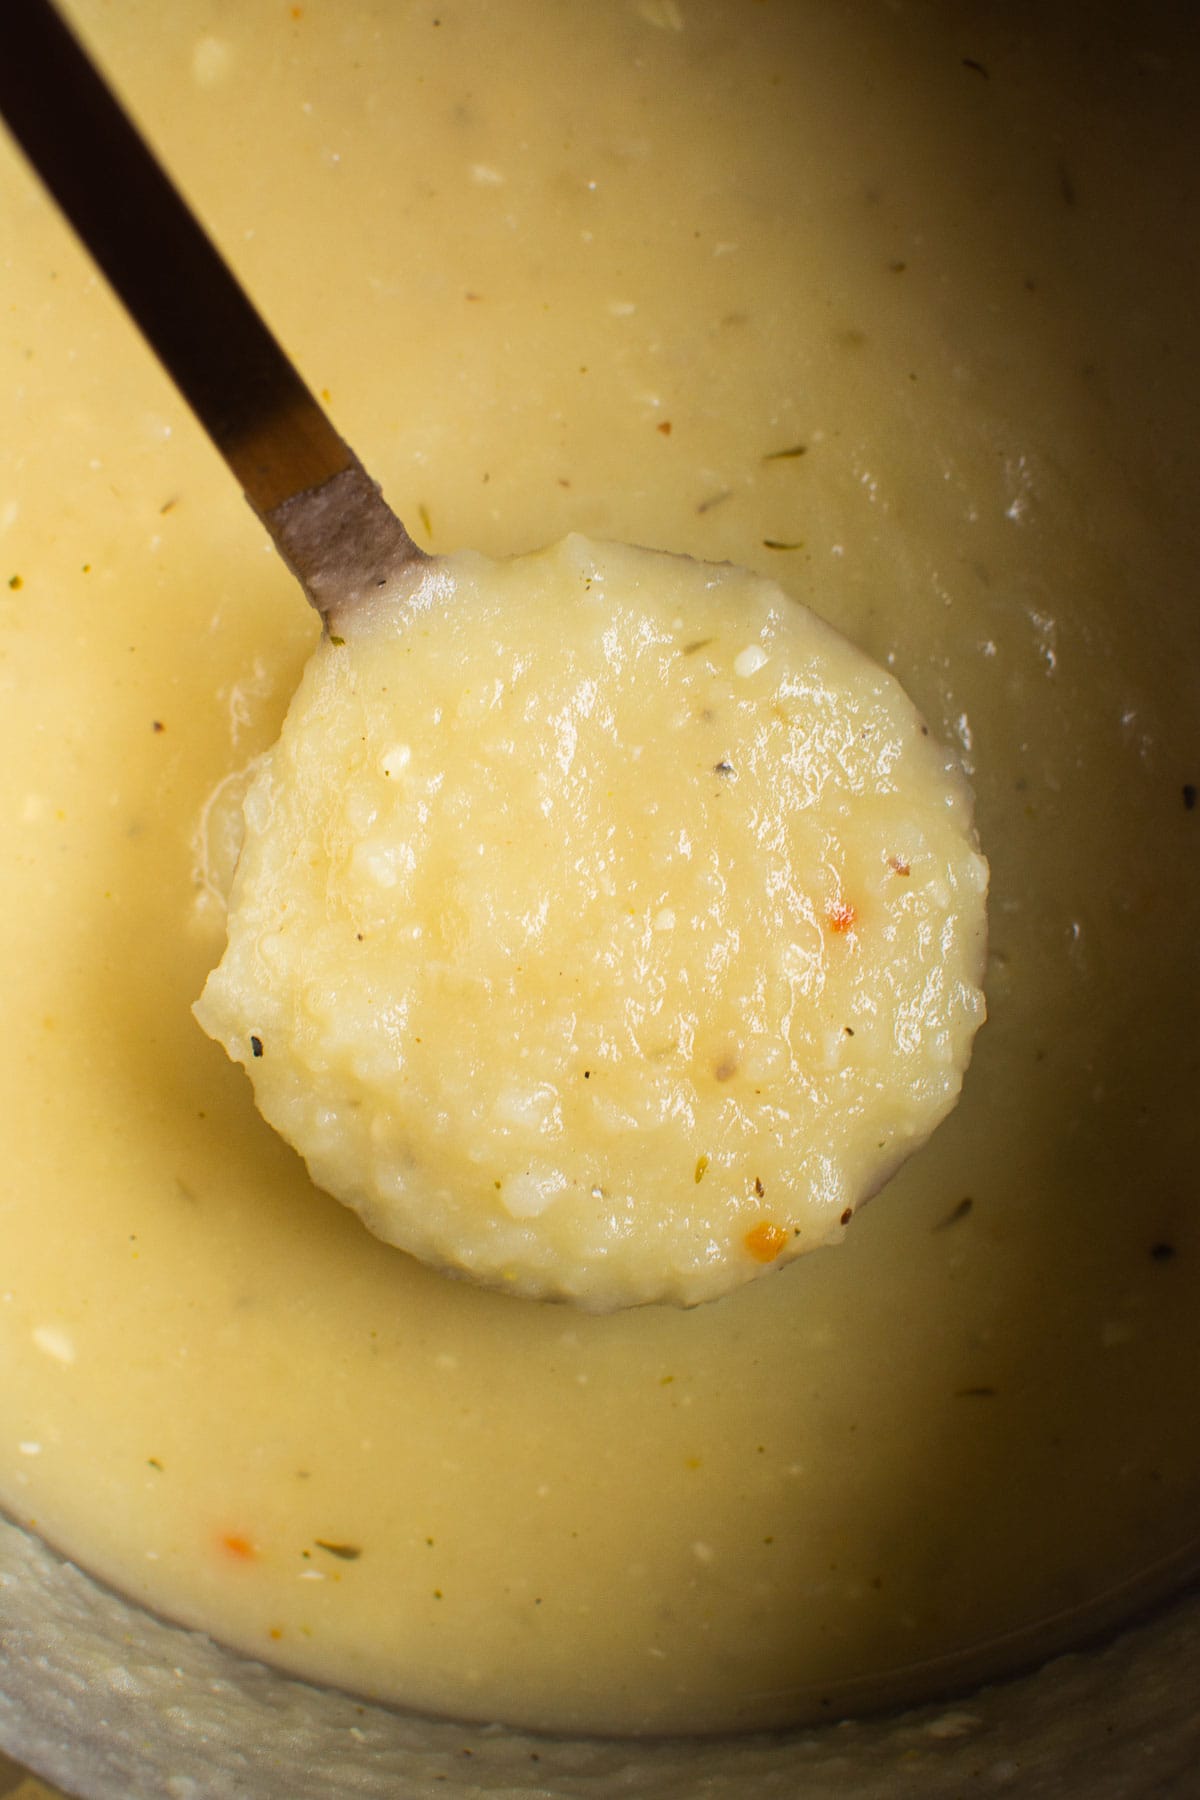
[1,0,1198,1736]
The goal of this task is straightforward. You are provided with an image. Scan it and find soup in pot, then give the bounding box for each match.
[0,0,1197,1736]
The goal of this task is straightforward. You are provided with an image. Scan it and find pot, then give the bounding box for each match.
[2,1513,1200,1796]
[1,1,1197,1793]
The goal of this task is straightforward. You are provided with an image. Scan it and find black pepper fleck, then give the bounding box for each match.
[314,1540,363,1561]
[696,491,732,515]
[250,1035,264,1058]
[934,1196,974,1231]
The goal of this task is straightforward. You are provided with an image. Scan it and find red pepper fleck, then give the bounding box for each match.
[826,900,858,933]
[220,1533,257,1562]
[744,1221,789,1263]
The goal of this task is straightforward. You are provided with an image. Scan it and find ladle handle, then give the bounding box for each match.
[0,0,422,619]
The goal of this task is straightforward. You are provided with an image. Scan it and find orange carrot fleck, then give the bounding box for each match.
[826,900,858,933]
[744,1221,789,1263]
[220,1533,257,1562]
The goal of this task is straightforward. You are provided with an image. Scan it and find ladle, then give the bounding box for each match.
[0,0,988,1316]
[0,0,424,628]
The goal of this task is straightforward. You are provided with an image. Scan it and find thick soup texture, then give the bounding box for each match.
[195,538,987,1310]
[1,0,1198,1737]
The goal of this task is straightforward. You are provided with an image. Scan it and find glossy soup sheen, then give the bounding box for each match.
[1,0,1198,1737]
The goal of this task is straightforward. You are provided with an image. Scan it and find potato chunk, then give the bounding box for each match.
[195,537,987,1308]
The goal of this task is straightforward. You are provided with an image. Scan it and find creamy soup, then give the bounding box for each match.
[1,0,1198,1739]
[195,537,987,1310]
